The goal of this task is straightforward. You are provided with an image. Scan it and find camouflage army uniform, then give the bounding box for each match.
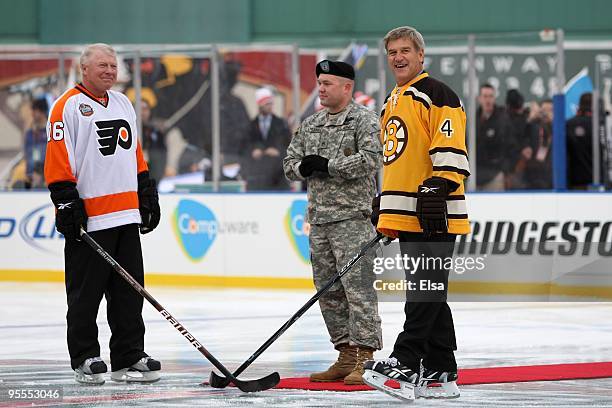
[283,101,383,350]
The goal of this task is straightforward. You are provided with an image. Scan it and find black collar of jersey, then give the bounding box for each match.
[76,83,109,108]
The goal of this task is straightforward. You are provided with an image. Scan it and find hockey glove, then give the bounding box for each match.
[138,172,161,234]
[371,194,381,228]
[298,154,329,178]
[416,177,451,236]
[49,182,88,241]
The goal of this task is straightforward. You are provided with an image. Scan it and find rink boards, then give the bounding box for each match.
[0,191,611,299]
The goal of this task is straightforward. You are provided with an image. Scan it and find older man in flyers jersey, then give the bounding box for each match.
[44,43,161,385]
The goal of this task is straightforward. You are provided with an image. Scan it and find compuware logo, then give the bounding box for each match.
[284,199,310,264]
[173,199,217,262]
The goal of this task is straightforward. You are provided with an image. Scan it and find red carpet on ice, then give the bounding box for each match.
[273,362,612,391]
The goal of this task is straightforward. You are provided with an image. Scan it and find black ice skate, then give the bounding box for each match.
[362,357,419,402]
[416,367,460,399]
[111,357,161,383]
[75,357,107,385]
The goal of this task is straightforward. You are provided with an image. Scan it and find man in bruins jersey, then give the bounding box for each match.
[363,26,470,402]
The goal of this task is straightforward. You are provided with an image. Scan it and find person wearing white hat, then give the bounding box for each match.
[255,87,274,107]
[243,87,291,190]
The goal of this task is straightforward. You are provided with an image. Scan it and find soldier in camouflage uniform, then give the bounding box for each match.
[283,60,383,385]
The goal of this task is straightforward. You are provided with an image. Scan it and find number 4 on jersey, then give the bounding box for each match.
[440,119,453,138]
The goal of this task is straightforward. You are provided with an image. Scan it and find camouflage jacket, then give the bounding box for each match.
[283,102,382,224]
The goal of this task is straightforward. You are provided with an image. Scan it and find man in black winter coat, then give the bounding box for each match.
[476,84,512,191]
[566,92,605,189]
[243,87,292,190]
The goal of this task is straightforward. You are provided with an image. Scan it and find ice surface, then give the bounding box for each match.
[1,282,611,407]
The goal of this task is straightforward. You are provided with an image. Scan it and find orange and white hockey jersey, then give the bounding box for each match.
[44,84,148,232]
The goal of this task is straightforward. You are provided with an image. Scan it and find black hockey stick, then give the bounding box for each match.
[79,228,280,392]
[209,233,387,388]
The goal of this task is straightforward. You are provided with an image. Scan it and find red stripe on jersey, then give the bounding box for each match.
[136,141,149,174]
[84,191,139,217]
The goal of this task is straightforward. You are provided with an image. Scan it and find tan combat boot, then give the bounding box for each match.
[310,345,358,382]
[343,346,375,385]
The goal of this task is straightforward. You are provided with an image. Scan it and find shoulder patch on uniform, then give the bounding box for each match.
[79,103,94,117]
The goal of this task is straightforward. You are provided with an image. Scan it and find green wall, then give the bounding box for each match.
[0,0,610,44]
[38,0,250,44]
[0,0,38,42]
[252,0,612,44]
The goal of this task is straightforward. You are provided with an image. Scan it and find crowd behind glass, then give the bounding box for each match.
[9,82,607,192]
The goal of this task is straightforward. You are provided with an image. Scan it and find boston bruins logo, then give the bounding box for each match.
[383,116,408,165]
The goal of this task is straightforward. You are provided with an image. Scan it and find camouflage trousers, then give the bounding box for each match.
[309,216,382,350]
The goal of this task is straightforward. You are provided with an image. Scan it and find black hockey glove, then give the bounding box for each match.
[298,154,329,178]
[371,194,381,228]
[138,172,161,234]
[416,177,452,236]
[49,182,88,241]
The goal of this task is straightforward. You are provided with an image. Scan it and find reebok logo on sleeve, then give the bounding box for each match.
[419,186,440,194]
[95,119,133,156]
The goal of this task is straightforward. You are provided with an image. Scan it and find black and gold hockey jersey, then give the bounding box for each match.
[378,72,470,236]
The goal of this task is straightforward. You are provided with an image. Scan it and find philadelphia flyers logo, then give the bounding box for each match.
[383,116,408,165]
[95,119,132,156]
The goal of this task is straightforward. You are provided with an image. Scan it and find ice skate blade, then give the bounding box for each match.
[362,370,415,403]
[111,368,161,383]
[417,381,460,399]
[75,370,105,385]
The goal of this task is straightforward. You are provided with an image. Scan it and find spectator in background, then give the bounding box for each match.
[541,99,554,130]
[523,99,554,189]
[354,91,376,110]
[476,83,510,191]
[511,100,544,189]
[220,60,250,175]
[566,92,603,189]
[24,98,49,189]
[504,89,530,189]
[243,87,291,190]
[140,98,167,185]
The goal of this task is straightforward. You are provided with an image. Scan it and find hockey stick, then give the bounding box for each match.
[79,228,280,392]
[209,232,387,388]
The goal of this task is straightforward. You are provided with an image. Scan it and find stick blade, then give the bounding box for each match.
[208,371,280,392]
[208,370,231,388]
[235,371,280,392]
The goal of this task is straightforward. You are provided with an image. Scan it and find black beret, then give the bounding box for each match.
[316,60,355,80]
